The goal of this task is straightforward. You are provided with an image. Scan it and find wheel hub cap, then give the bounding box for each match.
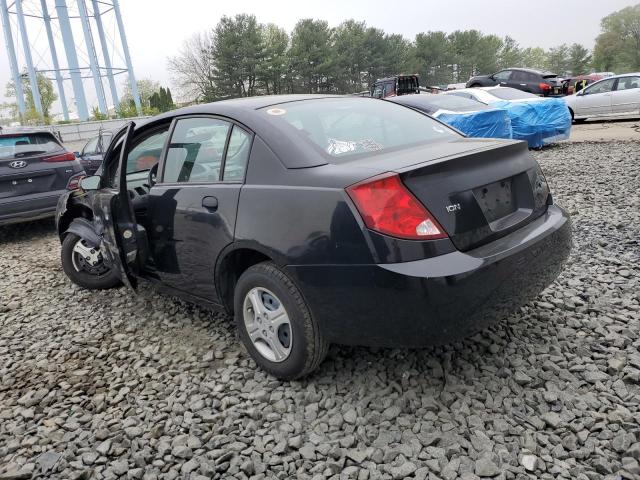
[243,287,292,363]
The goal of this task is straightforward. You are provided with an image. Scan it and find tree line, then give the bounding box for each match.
[168,5,640,103]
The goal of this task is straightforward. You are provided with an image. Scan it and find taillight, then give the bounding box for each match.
[539,83,551,91]
[346,173,447,240]
[66,173,85,190]
[43,151,76,163]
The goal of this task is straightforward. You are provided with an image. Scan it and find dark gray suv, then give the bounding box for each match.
[0,128,85,226]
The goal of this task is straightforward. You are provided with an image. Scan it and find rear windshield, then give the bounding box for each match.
[0,133,62,160]
[489,88,539,101]
[260,98,457,159]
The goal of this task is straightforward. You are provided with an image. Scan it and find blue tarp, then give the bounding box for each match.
[435,108,513,139]
[493,98,572,148]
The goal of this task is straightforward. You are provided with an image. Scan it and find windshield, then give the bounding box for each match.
[0,133,62,160]
[489,88,539,101]
[260,98,458,160]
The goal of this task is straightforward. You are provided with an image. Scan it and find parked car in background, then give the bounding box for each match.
[55,95,571,379]
[564,73,640,122]
[564,74,603,95]
[563,75,604,95]
[370,75,420,98]
[387,93,513,139]
[76,130,113,175]
[446,87,572,148]
[466,68,564,96]
[0,128,85,225]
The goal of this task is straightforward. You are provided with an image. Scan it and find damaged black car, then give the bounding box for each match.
[56,95,572,379]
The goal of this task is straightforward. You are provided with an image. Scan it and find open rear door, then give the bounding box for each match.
[92,122,148,290]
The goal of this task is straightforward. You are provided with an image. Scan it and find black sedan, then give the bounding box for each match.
[55,95,572,379]
[76,130,113,175]
[0,129,85,226]
[467,68,564,96]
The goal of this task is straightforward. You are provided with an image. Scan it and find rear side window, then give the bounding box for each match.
[164,117,231,183]
[0,133,62,160]
[223,126,251,181]
[260,98,457,160]
[616,76,640,91]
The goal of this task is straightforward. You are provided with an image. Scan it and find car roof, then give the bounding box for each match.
[608,72,640,78]
[0,127,57,136]
[504,67,556,76]
[129,95,384,169]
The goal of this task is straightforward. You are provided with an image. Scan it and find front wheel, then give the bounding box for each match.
[61,233,121,289]
[234,262,329,380]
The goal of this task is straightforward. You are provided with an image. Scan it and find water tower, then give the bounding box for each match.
[0,0,142,122]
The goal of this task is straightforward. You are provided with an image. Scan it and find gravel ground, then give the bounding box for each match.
[1,142,639,480]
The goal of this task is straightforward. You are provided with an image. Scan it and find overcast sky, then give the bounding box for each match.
[1,0,638,114]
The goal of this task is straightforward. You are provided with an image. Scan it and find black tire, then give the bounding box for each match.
[61,233,121,290]
[234,261,329,380]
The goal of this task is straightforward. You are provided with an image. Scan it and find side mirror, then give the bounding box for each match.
[80,175,101,191]
[74,151,81,158]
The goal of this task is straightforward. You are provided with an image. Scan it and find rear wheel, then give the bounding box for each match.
[61,233,121,289]
[234,262,328,380]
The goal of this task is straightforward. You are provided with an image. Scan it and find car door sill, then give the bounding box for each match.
[139,275,225,312]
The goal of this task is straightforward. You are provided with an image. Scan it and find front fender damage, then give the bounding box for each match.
[66,217,101,248]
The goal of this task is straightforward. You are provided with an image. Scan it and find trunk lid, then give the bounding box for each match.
[347,138,549,251]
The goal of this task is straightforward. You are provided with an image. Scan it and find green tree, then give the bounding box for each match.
[91,106,107,121]
[288,19,334,93]
[332,20,369,93]
[545,44,569,74]
[498,36,523,69]
[567,43,591,75]
[593,4,640,72]
[520,47,548,70]
[412,31,451,86]
[380,34,412,80]
[258,24,290,95]
[5,71,58,124]
[212,14,264,98]
[121,77,160,111]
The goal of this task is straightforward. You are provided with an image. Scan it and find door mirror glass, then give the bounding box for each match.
[80,175,101,190]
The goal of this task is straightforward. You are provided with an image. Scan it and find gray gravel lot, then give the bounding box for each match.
[1,142,639,480]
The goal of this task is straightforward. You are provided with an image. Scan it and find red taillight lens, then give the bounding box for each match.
[66,173,85,190]
[43,151,76,163]
[539,83,551,91]
[346,173,447,240]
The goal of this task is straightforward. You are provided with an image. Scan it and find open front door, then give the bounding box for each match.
[92,122,148,290]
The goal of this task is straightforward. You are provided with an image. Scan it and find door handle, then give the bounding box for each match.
[202,196,218,211]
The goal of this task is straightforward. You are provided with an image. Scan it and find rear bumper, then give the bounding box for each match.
[285,204,571,347]
[0,190,65,226]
